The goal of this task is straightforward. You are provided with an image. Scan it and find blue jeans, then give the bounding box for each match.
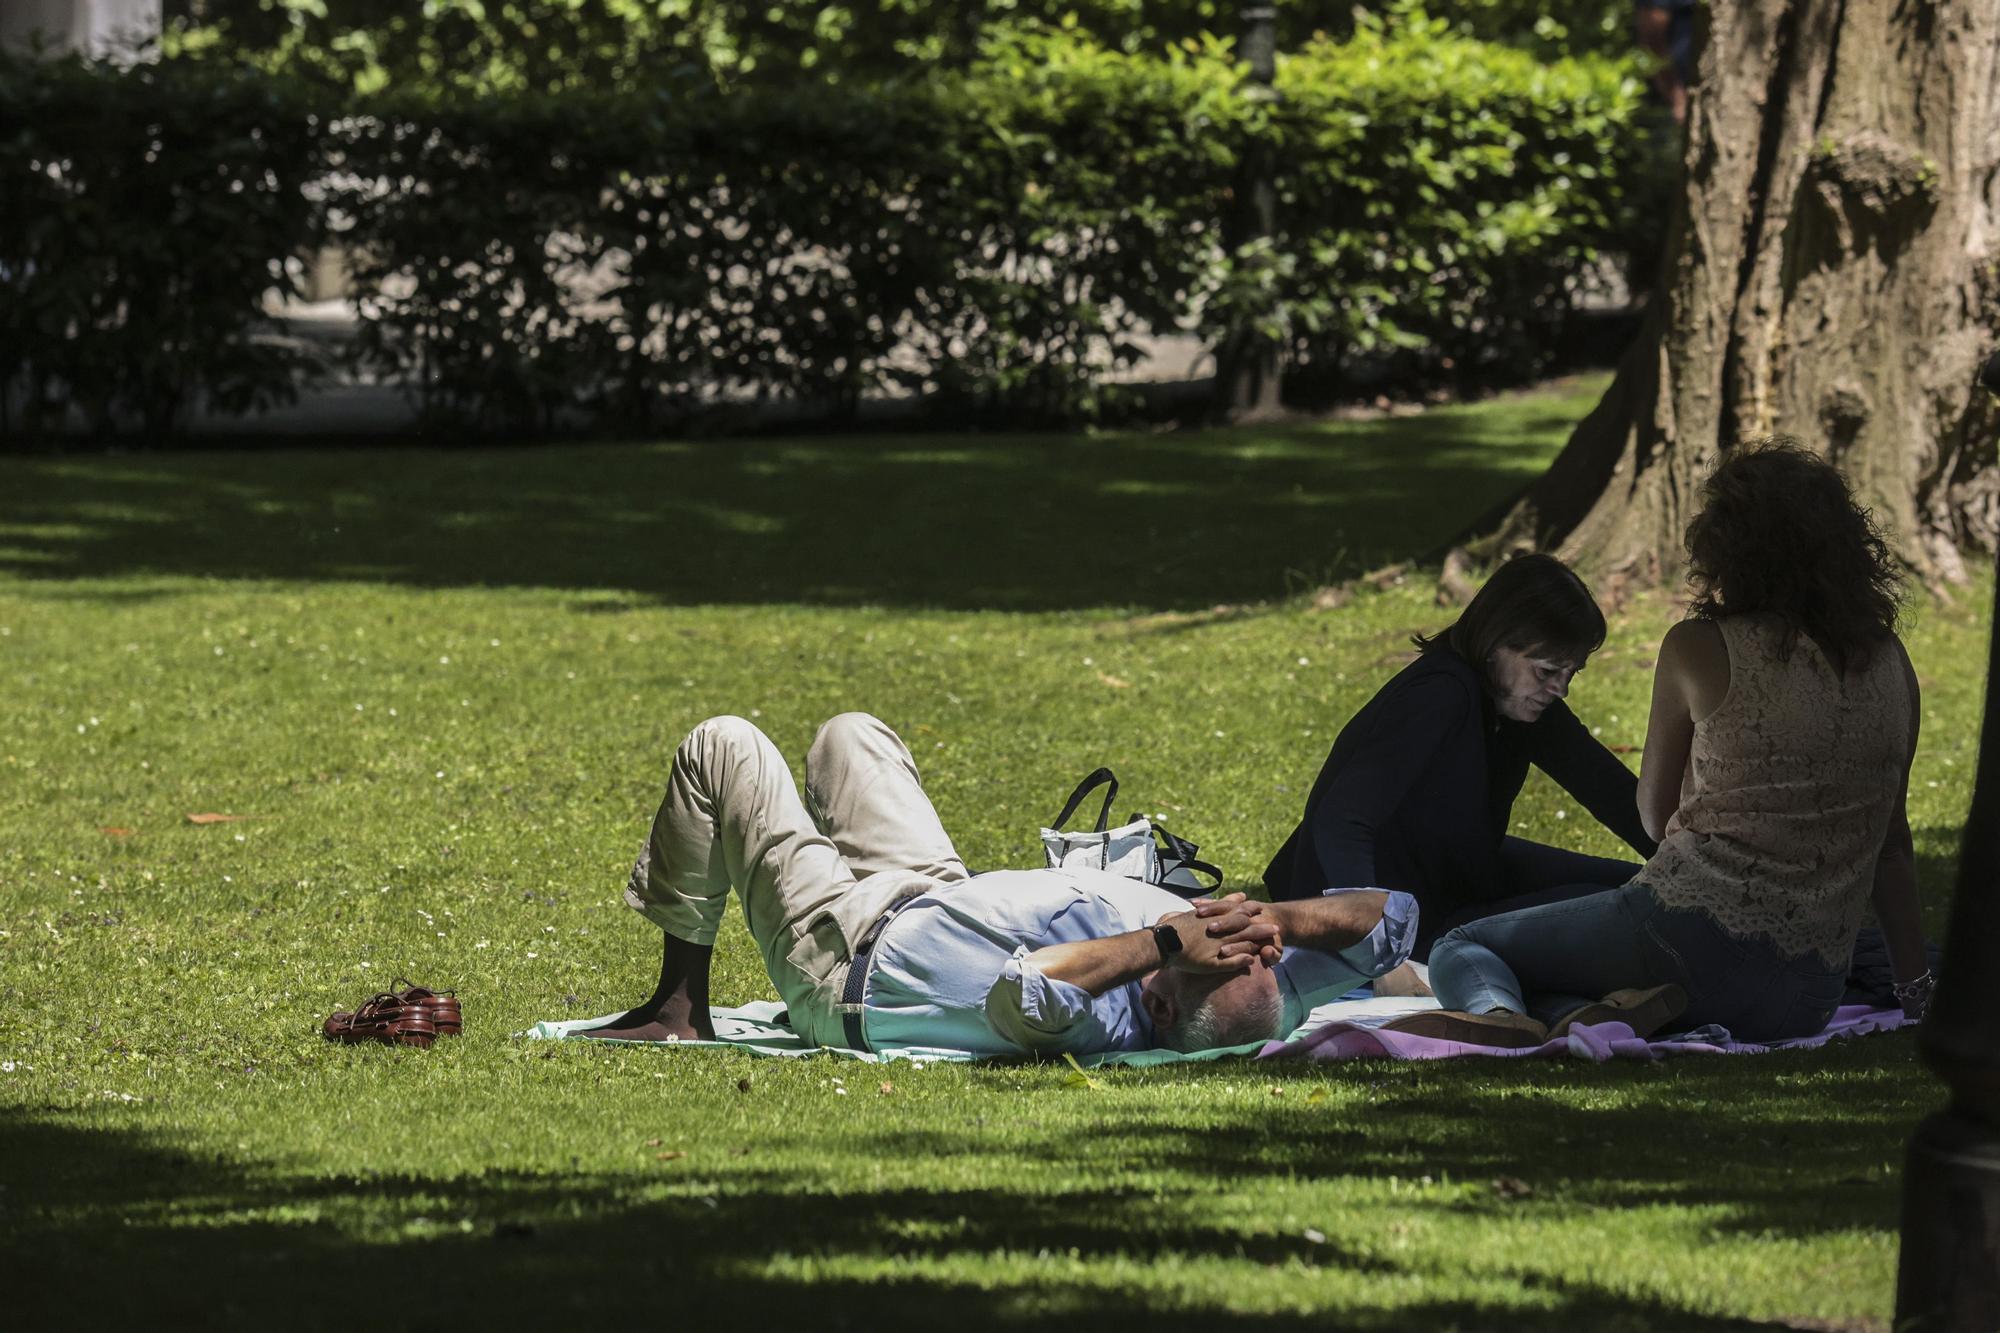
[1429,881,1847,1043]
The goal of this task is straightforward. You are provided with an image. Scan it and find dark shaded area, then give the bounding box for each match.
[4,1043,1930,1329]
[0,409,1581,611]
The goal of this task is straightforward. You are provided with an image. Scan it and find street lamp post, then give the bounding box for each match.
[1215,3,1284,422]
[1895,347,2000,1329]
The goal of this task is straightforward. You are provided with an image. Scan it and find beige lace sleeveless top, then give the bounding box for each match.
[1644,614,1909,967]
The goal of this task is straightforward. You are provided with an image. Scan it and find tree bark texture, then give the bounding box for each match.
[1475,0,2000,590]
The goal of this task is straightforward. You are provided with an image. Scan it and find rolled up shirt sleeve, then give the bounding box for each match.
[1274,889,1420,1030]
[984,948,1112,1053]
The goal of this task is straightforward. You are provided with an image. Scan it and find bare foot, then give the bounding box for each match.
[580,1016,709,1042]
[580,992,715,1042]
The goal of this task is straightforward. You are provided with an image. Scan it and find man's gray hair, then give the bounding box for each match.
[1157,981,1284,1054]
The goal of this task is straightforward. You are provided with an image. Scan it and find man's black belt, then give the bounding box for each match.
[839,891,926,1053]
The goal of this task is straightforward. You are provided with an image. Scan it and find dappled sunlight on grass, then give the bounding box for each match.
[0,372,1983,1328]
[0,378,1608,612]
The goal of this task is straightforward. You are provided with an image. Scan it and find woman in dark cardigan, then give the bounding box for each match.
[1264,554,1655,960]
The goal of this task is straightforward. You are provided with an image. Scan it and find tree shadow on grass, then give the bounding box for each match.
[5,1113,1797,1331]
[0,408,1574,612]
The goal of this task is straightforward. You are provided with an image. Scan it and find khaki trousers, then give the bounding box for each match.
[624,713,970,1046]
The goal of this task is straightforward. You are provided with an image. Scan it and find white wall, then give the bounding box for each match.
[1,0,162,63]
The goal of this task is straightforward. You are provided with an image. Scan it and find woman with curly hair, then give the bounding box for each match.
[1389,441,1932,1046]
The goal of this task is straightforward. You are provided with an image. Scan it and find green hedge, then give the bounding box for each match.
[3,13,1650,433]
[0,55,327,434]
[168,1,1640,95]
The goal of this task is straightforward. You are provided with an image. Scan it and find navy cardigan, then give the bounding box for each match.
[1263,648,1656,945]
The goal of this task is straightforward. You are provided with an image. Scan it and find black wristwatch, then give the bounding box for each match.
[1150,922,1183,964]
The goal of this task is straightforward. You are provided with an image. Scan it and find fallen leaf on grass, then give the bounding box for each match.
[100,827,134,837]
[644,1137,662,1147]
[1096,672,1131,689]
[878,1080,894,1095]
[1606,744,1639,754]
[655,1151,686,1161]
[185,812,253,825]
[1491,1175,1533,1200]
[1061,1053,1103,1091]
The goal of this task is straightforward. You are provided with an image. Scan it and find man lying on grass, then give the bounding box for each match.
[585,713,1415,1057]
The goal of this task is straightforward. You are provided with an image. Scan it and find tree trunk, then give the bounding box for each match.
[1471,0,2000,592]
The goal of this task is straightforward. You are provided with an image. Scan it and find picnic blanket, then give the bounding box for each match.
[1262,1000,1909,1062]
[522,995,1908,1065]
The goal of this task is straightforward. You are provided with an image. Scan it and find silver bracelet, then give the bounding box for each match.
[1892,969,1936,1004]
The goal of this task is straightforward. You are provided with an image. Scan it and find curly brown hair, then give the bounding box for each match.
[1683,439,1902,667]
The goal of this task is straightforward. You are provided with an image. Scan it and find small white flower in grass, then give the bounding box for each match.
[1555,810,1567,821]
[1,1060,15,1072]
[834,1087,848,1095]
[77,725,85,734]
[460,699,470,707]
[388,708,397,717]
[436,771,446,779]
[354,704,364,712]
[1213,730,1226,738]
[750,708,762,718]
[475,940,490,949]
[234,834,245,843]
[439,656,450,665]
[1297,657,1310,666]
[526,952,538,959]
[214,646,224,656]
[489,639,500,648]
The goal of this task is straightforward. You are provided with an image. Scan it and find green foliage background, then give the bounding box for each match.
[4,5,1662,434]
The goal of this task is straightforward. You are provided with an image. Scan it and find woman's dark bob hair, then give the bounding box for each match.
[1683,439,1901,665]
[1413,552,1605,667]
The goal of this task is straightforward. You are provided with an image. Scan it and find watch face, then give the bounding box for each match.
[1154,923,1182,956]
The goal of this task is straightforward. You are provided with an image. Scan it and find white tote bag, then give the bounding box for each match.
[1038,768,1221,896]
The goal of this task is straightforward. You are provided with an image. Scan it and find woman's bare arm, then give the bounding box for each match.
[1872,639,1928,1016]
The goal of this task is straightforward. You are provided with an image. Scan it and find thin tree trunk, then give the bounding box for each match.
[1469,0,2000,593]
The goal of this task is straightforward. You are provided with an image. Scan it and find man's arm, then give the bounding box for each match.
[1024,902,1280,997]
[1194,890,1415,1028]
[1264,890,1390,954]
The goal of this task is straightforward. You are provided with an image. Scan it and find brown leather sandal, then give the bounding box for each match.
[324,992,438,1049]
[390,978,462,1037]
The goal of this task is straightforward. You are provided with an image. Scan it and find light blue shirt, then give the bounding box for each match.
[861,868,1416,1056]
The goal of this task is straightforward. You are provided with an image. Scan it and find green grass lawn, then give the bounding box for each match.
[1,373,1986,1329]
